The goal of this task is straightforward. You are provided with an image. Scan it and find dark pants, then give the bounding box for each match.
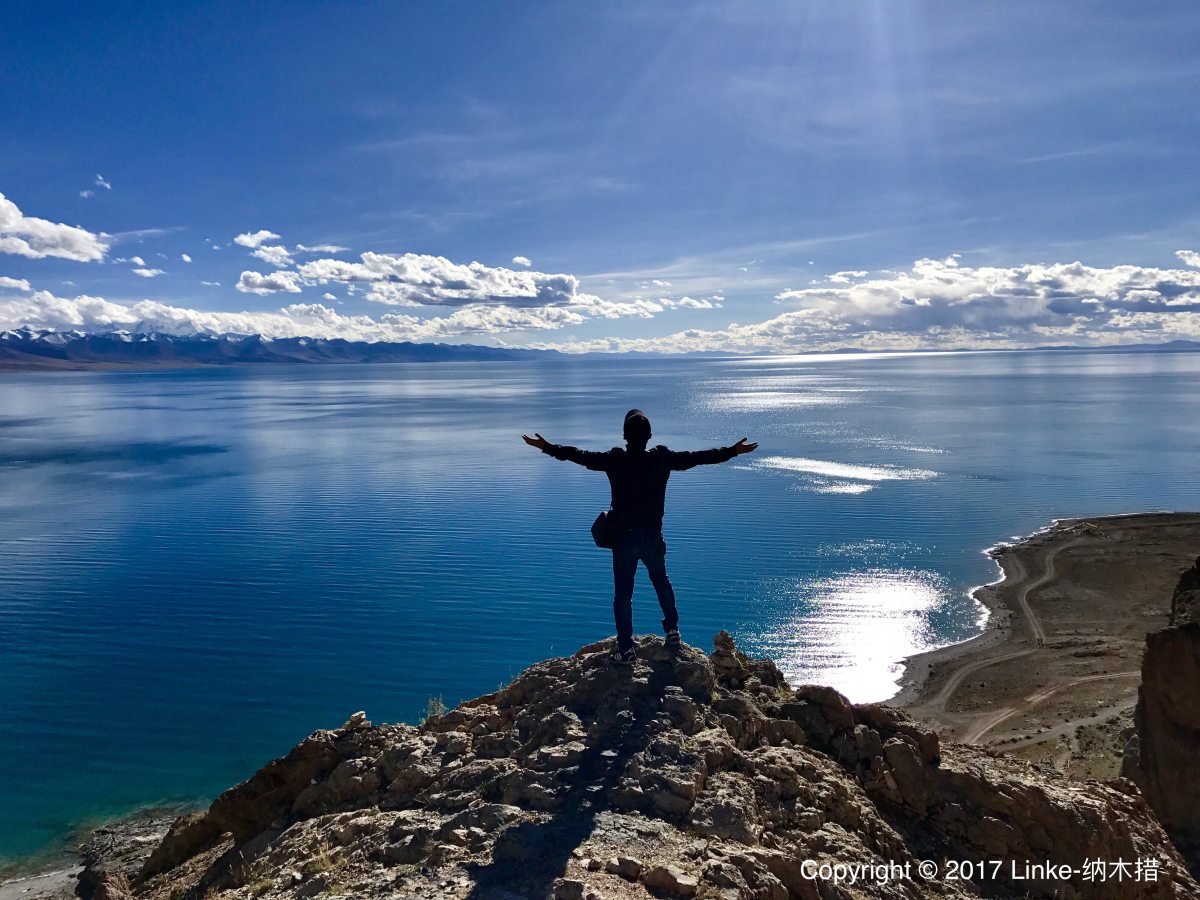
[612,527,678,653]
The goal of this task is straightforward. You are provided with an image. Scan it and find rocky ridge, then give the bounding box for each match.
[88,633,1196,900]
[1124,557,1200,870]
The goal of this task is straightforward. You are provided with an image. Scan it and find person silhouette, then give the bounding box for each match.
[523,409,757,664]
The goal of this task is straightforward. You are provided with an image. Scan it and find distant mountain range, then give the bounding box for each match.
[2,327,1199,371]
[0,328,562,370]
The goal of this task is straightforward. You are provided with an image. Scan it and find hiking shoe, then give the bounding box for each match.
[664,629,682,649]
[612,648,636,666]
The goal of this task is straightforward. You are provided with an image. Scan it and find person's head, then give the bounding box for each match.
[623,408,651,451]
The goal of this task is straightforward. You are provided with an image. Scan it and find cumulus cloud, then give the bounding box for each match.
[12,250,1200,353]
[771,255,1200,335]
[1177,250,1200,268]
[0,192,109,262]
[181,253,192,263]
[233,230,281,249]
[296,252,611,314]
[512,255,532,267]
[129,256,145,266]
[236,270,303,294]
[536,253,1200,354]
[0,289,582,342]
[132,267,165,278]
[251,245,294,268]
[660,296,720,309]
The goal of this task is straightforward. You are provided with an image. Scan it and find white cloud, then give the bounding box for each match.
[295,243,349,254]
[78,175,110,200]
[181,253,192,263]
[236,270,303,294]
[1177,250,1200,268]
[537,254,1200,354]
[769,255,1200,338]
[0,275,31,291]
[322,292,337,300]
[512,255,532,267]
[660,295,720,309]
[12,251,1200,353]
[296,252,604,310]
[201,280,220,286]
[0,192,109,262]
[828,270,868,284]
[233,230,281,249]
[132,268,165,278]
[129,256,146,266]
[0,289,582,342]
[251,244,294,268]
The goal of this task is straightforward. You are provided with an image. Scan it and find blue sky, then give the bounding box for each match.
[2,1,1200,352]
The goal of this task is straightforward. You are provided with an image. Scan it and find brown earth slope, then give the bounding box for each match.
[898,513,1200,778]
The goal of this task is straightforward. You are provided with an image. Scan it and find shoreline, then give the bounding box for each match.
[0,806,191,900]
[897,510,1200,766]
[893,514,1072,708]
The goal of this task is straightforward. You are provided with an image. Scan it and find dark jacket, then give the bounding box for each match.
[542,442,739,531]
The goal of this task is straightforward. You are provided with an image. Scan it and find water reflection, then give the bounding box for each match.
[755,455,939,483]
[702,390,852,411]
[753,569,949,703]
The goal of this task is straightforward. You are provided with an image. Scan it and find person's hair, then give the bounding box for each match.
[623,409,651,450]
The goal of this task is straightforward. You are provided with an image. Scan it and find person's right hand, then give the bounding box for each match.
[522,433,549,451]
[731,437,758,455]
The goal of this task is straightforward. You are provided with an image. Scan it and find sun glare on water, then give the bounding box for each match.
[753,569,949,704]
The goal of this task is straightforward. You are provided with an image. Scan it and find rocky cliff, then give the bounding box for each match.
[88,633,1194,900]
[1124,557,1200,869]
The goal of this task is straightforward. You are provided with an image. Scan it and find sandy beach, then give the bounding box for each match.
[898,511,1200,775]
[0,867,80,900]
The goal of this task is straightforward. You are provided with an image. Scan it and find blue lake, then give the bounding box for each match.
[3,349,1200,863]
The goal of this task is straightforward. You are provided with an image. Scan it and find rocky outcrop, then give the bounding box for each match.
[103,633,1195,900]
[1124,556,1200,868]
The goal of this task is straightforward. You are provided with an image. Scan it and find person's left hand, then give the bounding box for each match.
[731,437,758,455]
[522,433,549,450]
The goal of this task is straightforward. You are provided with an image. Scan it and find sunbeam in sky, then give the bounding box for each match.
[3,1,1200,353]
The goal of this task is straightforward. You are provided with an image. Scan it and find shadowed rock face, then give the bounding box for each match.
[1124,557,1200,870]
[105,633,1194,900]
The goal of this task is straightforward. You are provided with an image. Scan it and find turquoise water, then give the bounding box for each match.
[3,349,1200,862]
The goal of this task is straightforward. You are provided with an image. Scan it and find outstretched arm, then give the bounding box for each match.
[666,437,758,471]
[521,433,611,472]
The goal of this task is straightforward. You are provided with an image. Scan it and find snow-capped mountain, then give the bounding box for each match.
[0,328,556,370]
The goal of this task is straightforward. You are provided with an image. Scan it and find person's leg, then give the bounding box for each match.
[641,532,679,634]
[612,536,638,654]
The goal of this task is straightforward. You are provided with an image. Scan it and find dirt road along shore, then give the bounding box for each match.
[899,511,1200,777]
